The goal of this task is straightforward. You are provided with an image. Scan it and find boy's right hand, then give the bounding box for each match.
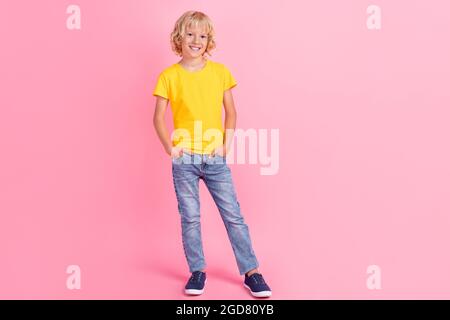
[169,146,184,159]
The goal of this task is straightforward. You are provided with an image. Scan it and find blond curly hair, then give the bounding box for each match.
[170,11,216,57]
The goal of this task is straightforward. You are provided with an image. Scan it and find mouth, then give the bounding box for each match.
[189,45,202,52]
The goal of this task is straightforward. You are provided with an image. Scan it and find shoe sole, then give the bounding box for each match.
[244,284,272,298]
[185,278,206,295]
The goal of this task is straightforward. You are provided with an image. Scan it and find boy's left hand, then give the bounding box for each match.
[211,145,226,157]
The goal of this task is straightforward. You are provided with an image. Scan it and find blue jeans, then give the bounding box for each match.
[171,152,259,275]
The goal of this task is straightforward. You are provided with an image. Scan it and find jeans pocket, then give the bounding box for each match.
[214,154,226,164]
[172,153,183,164]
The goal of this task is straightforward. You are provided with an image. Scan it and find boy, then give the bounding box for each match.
[152,11,271,298]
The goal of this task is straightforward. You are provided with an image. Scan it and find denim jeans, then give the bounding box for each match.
[171,152,259,275]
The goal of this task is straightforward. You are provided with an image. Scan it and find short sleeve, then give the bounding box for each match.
[153,72,169,99]
[223,65,237,91]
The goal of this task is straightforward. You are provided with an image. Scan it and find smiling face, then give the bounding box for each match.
[180,25,209,59]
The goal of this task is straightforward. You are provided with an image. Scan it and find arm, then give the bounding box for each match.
[153,96,179,157]
[220,88,237,156]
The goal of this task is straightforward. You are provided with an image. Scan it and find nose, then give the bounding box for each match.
[194,34,202,43]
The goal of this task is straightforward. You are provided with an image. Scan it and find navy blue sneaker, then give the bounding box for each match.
[244,273,272,298]
[185,271,206,295]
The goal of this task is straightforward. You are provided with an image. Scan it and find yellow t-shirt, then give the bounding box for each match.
[153,59,237,154]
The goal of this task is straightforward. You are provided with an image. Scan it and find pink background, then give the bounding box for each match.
[1,0,450,299]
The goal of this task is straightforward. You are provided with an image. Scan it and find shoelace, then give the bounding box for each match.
[250,273,266,285]
[190,272,203,282]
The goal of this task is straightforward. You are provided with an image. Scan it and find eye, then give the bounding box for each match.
[201,35,207,39]
[187,33,193,36]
